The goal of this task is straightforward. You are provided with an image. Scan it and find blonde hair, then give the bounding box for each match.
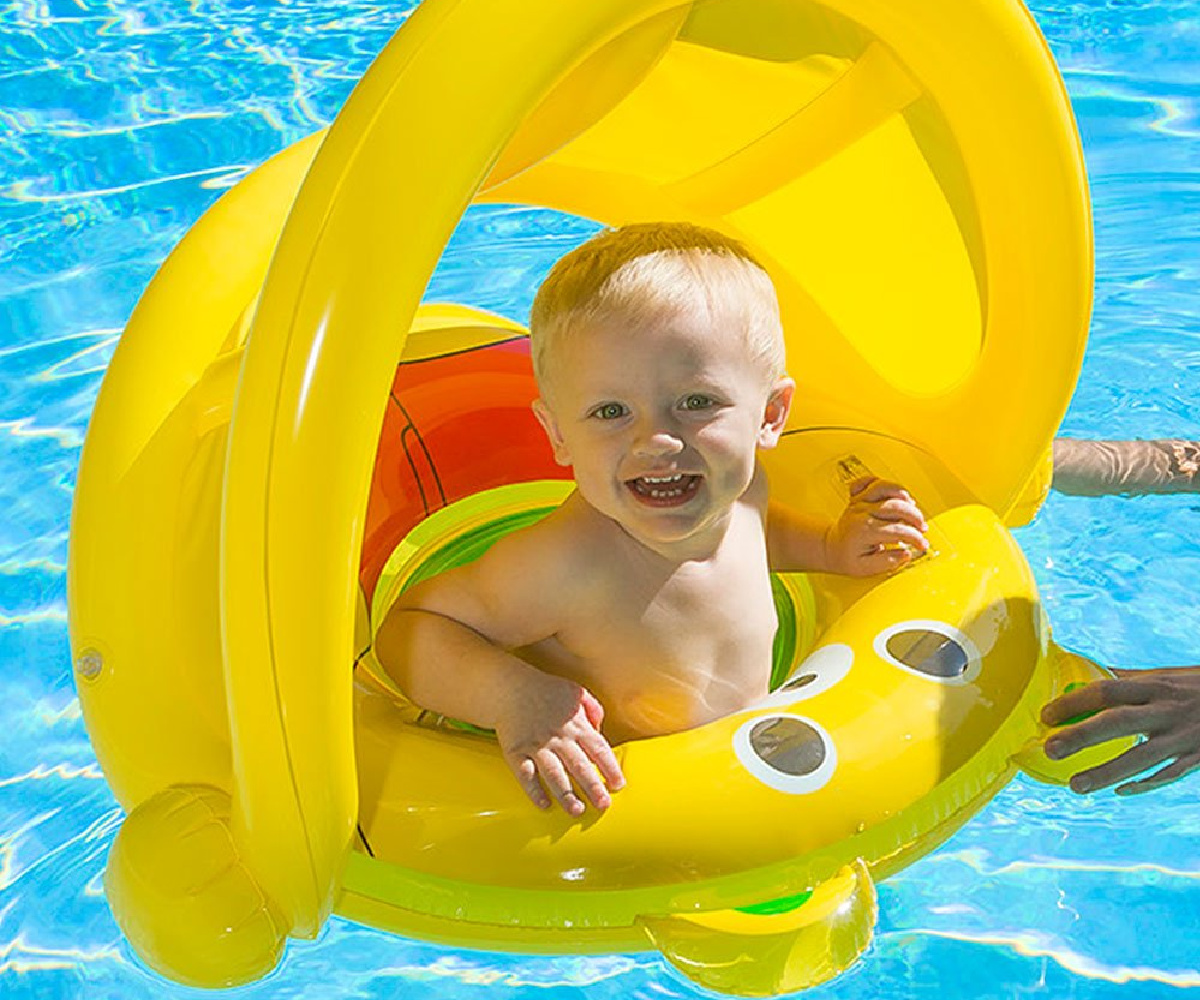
[529,222,785,391]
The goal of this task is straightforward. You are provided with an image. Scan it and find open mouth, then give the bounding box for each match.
[626,473,702,507]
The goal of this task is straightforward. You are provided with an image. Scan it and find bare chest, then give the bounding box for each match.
[524,532,779,739]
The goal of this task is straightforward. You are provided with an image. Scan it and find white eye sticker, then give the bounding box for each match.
[873,620,981,685]
[733,713,837,794]
[757,643,853,710]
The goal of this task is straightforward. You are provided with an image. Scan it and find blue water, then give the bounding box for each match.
[2,1,1199,996]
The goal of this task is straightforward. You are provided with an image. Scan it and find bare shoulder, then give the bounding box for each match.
[391,494,594,648]
[478,493,600,595]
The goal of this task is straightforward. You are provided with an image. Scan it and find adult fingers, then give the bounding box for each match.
[1044,705,1150,759]
[1115,752,1200,795]
[508,754,551,810]
[534,748,586,816]
[1067,738,1166,793]
[1041,678,1156,728]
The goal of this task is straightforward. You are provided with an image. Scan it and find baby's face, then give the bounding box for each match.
[532,304,792,555]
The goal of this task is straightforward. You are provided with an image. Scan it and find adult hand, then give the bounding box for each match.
[1041,666,1200,794]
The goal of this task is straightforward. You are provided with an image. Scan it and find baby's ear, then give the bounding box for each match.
[532,398,572,466]
[758,377,795,449]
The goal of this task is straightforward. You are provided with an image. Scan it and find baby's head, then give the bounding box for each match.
[529,221,785,397]
[528,222,794,551]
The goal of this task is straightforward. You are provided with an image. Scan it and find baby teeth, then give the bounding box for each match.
[631,473,694,499]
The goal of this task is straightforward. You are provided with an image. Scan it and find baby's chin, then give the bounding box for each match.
[598,491,742,552]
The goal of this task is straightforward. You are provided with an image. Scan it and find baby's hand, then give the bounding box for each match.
[494,671,625,816]
[825,477,929,577]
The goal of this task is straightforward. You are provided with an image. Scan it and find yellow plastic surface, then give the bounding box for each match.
[639,861,877,996]
[1014,645,1140,784]
[105,786,285,988]
[68,0,1103,993]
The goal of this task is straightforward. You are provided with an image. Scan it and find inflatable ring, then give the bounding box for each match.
[69,1,1133,994]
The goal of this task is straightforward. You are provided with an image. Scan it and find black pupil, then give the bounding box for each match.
[749,717,826,776]
[885,629,969,678]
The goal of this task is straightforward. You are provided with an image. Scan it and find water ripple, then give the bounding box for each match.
[896,928,1200,988]
[0,934,124,975]
[935,847,1200,883]
[0,764,104,790]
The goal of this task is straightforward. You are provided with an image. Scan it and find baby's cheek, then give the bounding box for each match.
[703,429,757,475]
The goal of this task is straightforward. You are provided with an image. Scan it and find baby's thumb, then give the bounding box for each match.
[846,475,877,498]
[580,688,605,729]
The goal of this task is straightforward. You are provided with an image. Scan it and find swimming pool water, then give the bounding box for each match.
[2,1,1199,996]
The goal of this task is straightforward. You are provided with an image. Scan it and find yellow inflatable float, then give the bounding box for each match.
[68,0,1135,994]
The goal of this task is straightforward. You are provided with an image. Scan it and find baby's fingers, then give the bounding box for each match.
[855,478,915,506]
[560,742,615,811]
[846,475,879,499]
[870,496,928,531]
[853,545,915,576]
[580,688,605,731]
[580,728,625,794]
[510,755,552,811]
[534,749,586,816]
[864,521,929,554]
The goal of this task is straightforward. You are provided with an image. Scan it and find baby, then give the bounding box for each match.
[375,222,929,816]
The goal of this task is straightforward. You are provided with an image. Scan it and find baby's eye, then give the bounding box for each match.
[591,402,628,421]
[680,393,716,411]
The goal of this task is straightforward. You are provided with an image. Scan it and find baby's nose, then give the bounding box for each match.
[632,425,685,457]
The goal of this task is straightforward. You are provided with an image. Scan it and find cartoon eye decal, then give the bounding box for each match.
[758,643,853,709]
[873,620,981,685]
[733,714,837,794]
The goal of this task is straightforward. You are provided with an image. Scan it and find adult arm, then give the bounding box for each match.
[1052,438,1200,495]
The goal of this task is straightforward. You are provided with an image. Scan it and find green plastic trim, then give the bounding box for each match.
[403,506,558,589]
[769,575,798,692]
[735,888,815,915]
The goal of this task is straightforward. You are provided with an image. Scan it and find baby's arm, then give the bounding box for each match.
[1042,666,1200,794]
[768,476,928,575]
[374,525,624,816]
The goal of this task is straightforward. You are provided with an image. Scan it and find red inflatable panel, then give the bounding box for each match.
[359,337,569,601]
